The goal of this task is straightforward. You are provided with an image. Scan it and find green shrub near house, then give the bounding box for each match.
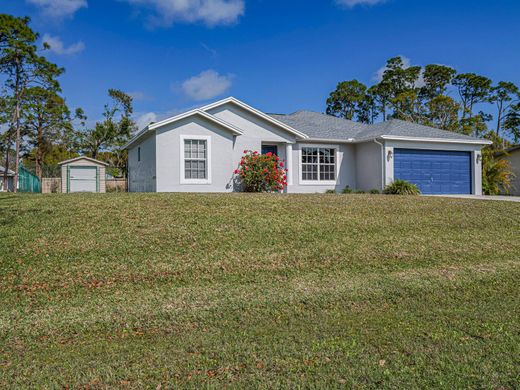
[383,179,421,195]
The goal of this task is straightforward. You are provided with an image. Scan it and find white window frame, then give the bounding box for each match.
[180,135,212,185]
[299,144,339,185]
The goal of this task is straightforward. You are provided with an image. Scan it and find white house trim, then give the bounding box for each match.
[378,135,492,145]
[200,97,309,139]
[124,110,243,149]
[298,143,340,186]
[149,109,243,134]
[57,156,109,166]
[180,135,212,185]
[307,138,355,143]
[285,143,293,186]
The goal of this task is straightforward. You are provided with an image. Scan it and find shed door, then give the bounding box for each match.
[394,149,472,195]
[69,167,97,193]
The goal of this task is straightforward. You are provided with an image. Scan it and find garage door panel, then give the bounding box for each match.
[69,167,97,192]
[394,149,471,195]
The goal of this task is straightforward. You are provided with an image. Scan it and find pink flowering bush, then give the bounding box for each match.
[234,150,288,192]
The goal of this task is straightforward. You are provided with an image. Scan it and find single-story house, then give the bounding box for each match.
[125,97,492,195]
[58,156,108,193]
[496,145,520,195]
[0,166,15,192]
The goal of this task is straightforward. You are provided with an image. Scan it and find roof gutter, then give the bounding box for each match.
[304,138,355,143]
[379,135,493,145]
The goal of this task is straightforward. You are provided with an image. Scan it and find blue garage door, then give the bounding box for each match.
[394,149,472,194]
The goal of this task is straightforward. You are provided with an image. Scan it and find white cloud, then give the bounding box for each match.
[374,56,411,82]
[26,0,87,19]
[43,34,85,55]
[182,70,232,101]
[336,0,387,7]
[374,55,425,88]
[135,112,158,131]
[123,0,244,27]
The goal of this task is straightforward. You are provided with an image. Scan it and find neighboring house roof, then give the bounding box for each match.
[495,144,520,157]
[272,111,492,145]
[58,156,109,166]
[0,165,15,176]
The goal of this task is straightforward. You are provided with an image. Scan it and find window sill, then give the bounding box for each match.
[299,180,337,186]
[180,179,212,185]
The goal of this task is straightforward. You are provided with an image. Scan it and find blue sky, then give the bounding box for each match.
[3,0,520,130]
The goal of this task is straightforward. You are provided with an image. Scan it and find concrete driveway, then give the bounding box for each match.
[428,195,520,202]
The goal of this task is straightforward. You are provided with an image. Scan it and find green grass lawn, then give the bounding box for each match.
[1,193,519,389]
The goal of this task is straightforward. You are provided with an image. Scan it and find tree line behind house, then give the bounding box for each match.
[326,56,519,142]
[326,56,518,193]
[0,14,517,194]
[0,14,135,191]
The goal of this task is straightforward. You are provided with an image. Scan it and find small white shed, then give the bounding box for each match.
[58,156,109,193]
[0,165,15,192]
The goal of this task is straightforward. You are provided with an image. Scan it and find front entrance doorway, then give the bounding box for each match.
[261,145,278,156]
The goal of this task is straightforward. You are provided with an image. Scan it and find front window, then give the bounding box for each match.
[184,139,207,180]
[301,147,336,182]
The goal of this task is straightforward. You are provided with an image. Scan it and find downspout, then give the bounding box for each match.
[373,139,385,191]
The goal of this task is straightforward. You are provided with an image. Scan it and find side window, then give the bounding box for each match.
[180,135,211,184]
[184,139,207,179]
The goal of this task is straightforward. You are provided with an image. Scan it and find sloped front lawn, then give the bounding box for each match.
[1,193,519,388]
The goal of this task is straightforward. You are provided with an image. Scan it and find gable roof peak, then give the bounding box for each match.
[200,97,308,139]
[58,156,109,166]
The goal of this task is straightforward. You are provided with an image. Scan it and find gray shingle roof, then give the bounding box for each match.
[270,111,486,143]
[354,119,482,142]
[270,111,368,140]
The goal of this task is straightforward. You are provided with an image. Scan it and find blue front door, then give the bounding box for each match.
[262,145,278,156]
[394,149,472,195]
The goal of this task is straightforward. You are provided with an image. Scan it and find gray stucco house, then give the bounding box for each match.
[125,97,491,195]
